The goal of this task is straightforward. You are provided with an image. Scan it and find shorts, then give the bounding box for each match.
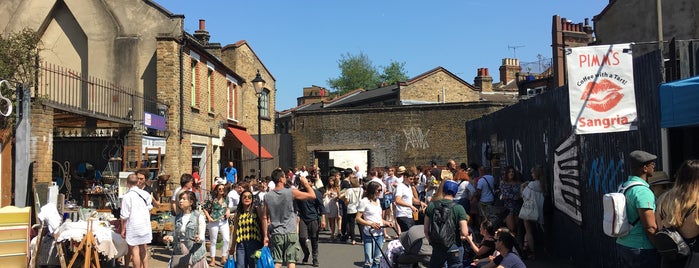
[270,233,300,264]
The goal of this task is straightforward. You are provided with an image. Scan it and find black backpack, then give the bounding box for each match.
[253,192,263,208]
[655,204,696,260]
[429,201,457,248]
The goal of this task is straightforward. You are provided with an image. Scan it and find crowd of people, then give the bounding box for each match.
[117,154,698,268]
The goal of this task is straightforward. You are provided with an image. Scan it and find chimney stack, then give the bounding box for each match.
[193,19,211,45]
[499,58,522,84]
[474,68,493,92]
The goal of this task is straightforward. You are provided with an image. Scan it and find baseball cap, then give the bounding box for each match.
[443,180,459,196]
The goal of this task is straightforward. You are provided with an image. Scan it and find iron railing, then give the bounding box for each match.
[36,61,162,122]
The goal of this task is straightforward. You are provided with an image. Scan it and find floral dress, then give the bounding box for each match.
[499,182,523,216]
[202,197,228,221]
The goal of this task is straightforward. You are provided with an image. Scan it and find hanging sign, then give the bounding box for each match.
[566,43,638,134]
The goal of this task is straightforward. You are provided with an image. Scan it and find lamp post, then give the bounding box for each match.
[251,70,266,180]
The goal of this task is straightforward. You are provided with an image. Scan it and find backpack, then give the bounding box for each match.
[602,182,646,237]
[429,201,457,248]
[252,192,263,208]
[655,204,697,259]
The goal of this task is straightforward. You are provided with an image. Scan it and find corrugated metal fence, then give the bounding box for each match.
[466,50,663,268]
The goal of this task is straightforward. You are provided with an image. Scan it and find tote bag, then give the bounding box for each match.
[519,186,539,221]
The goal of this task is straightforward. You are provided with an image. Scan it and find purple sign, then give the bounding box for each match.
[144,112,166,131]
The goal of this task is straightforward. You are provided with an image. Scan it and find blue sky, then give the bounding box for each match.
[156,0,609,111]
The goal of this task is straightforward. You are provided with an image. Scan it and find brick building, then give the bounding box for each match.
[0,0,275,206]
[278,66,516,174]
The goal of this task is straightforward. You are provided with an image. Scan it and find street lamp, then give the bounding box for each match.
[251,70,266,180]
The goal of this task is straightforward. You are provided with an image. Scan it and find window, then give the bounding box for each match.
[207,68,214,112]
[227,81,236,120]
[260,89,270,118]
[191,60,198,107]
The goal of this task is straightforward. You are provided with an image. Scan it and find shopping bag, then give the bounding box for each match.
[256,246,274,268]
[518,196,538,221]
[224,255,236,268]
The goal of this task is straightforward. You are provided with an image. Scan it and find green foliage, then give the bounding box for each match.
[0,28,41,128]
[0,28,41,85]
[380,61,408,85]
[327,52,408,96]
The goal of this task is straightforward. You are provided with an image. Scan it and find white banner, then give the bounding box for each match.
[566,43,638,134]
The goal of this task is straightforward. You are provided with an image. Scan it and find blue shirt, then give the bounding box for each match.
[616,176,655,249]
[224,167,237,184]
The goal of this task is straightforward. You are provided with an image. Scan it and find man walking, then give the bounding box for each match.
[120,173,153,268]
[295,180,326,266]
[264,169,317,268]
[223,161,238,185]
[616,150,659,268]
[394,167,425,232]
[424,180,468,268]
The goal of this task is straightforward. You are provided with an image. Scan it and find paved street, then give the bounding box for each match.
[144,228,575,268]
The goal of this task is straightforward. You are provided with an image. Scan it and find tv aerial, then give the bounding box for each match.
[508,44,525,59]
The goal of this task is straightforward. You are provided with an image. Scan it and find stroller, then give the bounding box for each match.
[370,225,432,268]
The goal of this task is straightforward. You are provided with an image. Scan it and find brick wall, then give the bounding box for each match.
[157,38,232,184]
[220,43,275,135]
[30,103,54,183]
[291,102,507,168]
[401,71,479,103]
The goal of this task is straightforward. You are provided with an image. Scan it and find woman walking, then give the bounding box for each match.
[165,191,208,268]
[341,176,363,244]
[229,190,266,268]
[202,184,230,266]
[356,181,393,268]
[324,172,342,240]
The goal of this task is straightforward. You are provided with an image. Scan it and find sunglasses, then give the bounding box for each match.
[376,188,383,192]
[242,195,253,200]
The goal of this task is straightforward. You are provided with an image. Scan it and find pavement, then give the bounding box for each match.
[142,228,575,268]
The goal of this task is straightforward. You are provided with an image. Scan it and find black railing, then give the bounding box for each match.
[36,62,162,122]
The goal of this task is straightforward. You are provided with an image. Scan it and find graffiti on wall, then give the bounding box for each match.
[505,139,523,172]
[588,156,625,194]
[403,127,430,151]
[553,133,583,225]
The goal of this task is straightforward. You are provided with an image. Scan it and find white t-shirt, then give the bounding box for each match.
[394,183,414,218]
[345,187,363,214]
[455,180,473,201]
[121,187,153,246]
[180,212,206,239]
[357,197,383,236]
[369,177,386,199]
[267,181,276,192]
[355,170,366,181]
[416,173,427,193]
[477,175,496,202]
[227,190,240,210]
[296,170,309,178]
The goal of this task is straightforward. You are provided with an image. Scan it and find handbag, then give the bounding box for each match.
[518,194,539,221]
[484,178,503,207]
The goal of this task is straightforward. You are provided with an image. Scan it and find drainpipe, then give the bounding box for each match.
[179,32,185,143]
[441,86,445,103]
[657,0,670,173]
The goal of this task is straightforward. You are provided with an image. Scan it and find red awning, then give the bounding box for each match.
[228,127,273,159]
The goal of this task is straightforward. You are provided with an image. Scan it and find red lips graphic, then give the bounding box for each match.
[580,79,623,112]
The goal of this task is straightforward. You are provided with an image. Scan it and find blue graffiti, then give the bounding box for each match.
[588,157,625,194]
